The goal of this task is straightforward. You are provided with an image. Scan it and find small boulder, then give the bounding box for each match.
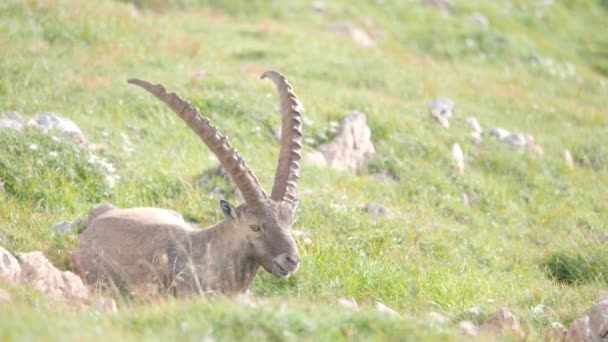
[94,297,118,313]
[0,288,11,304]
[0,111,25,132]
[337,297,359,311]
[563,149,575,169]
[459,320,480,337]
[451,143,464,174]
[0,246,21,283]
[565,315,590,342]
[18,251,89,302]
[429,98,454,128]
[330,22,375,48]
[483,307,525,338]
[365,202,389,218]
[469,12,489,29]
[588,298,608,339]
[27,112,86,143]
[546,322,567,342]
[50,221,76,234]
[375,302,399,317]
[317,111,375,172]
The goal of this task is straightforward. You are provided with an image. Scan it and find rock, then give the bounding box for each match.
[317,111,375,172]
[337,297,359,311]
[546,322,567,342]
[565,315,590,342]
[304,151,328,167]
[50,221,75,234]
[461,192,470,206]
[375,302,399,316]
[429,98,454,118]
[330,22,375,48]
[483,307,525,338]
[0,288,11,304]
[429,98,454,128]
[0,111,25,131]
[459,320,480,337]
[27,112,86,143]
[18,251,89,302]
[564,149,574,169]
[365,202,389,218]
[0,246,21,283]
[427,311,448,324]
[526,135,544,156]
[423,0,453,11]
[94,297,118,313]
[489,128,527,147]
[451,143,464,174]
[466,116,482,134]
[311,1,325,12]
[469,12,489,29]
[588,298,608,339]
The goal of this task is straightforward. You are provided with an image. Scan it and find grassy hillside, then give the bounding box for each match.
[1,0,607,340]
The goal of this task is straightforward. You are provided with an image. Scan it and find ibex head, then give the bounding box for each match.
[128,70,303,279]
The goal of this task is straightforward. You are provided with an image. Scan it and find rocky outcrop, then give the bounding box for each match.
[308,111,375,172]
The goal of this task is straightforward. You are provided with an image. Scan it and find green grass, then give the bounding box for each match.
[1,0,607,340]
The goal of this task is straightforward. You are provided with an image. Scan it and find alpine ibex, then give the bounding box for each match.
[75,71,303,295]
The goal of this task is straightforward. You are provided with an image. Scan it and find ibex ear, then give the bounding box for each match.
[220,200,238,220]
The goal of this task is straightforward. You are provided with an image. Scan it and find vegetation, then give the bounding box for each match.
[1,0,607,340]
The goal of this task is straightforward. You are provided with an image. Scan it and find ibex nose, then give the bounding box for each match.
[286,254,300,267]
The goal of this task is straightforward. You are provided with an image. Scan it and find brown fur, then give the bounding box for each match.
[76,201,299,295]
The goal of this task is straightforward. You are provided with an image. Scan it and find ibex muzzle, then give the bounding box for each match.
[75,71,303,295]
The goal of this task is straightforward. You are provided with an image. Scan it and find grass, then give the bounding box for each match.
[1,0,607,340]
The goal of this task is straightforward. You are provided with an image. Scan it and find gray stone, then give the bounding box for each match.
[0,246,21,283]
[588,298,608,340]
[18,251,89,302]
[565,315,590,342]
[317,111,375,171]
[50,221,75,234]
[0,111,25,132]
[27,112,86,143]
[365,202,389,218]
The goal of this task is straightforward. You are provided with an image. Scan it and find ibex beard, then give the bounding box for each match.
[75,71,304,296]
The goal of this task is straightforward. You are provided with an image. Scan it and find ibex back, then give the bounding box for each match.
[75,71,303,295]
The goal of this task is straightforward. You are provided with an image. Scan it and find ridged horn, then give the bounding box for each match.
[261,71,303,206]
[128,78,267,209]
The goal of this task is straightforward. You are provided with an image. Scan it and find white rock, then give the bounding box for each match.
[317,111,375,172]
[429,98,454,119]
[18,251,89,302]
[337,297,359,311]
[28,112,86,143]
[304,151,328,167]
[546,322,567,342]
[461,192,470,206]
[0,111,25,132]
[483,307,525,338]
[459,320,480,337]
[365,202,389,218]
[564,149,574,169]
[588,298,608,339]
[330,22,375,48]
[0,246,21,283]
[451,143,464,174]
[469,12,489,28]
[50,221,75,234]
[0,288,10,304]
[427,311,448,324]
[94,297,118,313]
[375,302,399,316]
[565,315,590,342]
[466,116,482,134]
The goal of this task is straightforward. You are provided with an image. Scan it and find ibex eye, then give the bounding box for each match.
[250,224,261,232]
